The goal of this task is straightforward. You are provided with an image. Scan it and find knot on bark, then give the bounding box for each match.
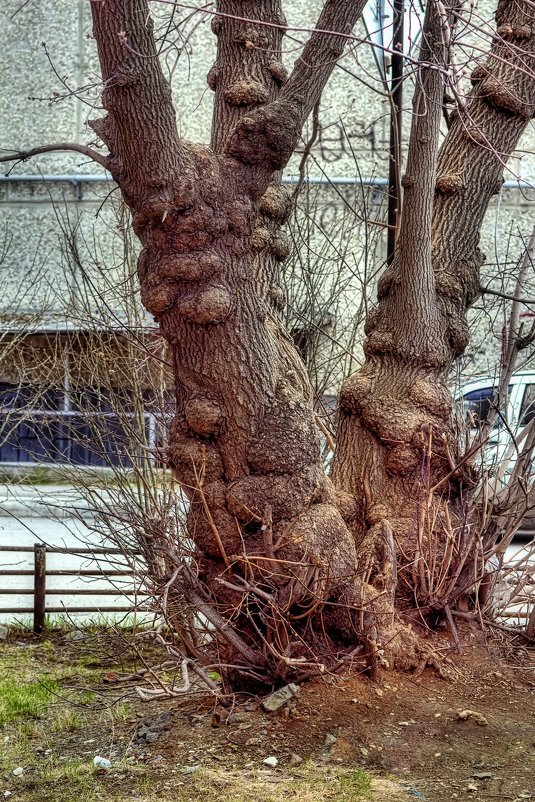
[248,401,319,474]
[226,466,326,523]
[376,268,397,300]
[226,102,300,171]
[436,174,464,194]
[185,397,223,437]
[251,226,271,252]
[88,115,113,148]
[480,75,533,118]
[447,318,470,355]
[141,179,196,220]
[223,80,270,107]
[268,284,285,311]
[270,232,291,261]
[211,15,222,34]
[176,285,233,325]
[338,375,372,413]
[335,490,359,523]
[364,330,395,357]
[409,379,452,418]
[140,273,179,315]
[464,125,488,146]
[167,428,224,485]
[157,252,224,282]
[435,273,463,301]
[497,22,532,39]
[365,502,389,527]
[470,64,489,84]
[259,184,292,221]
[268,60,288,85]
[363,307,381,334]
[207,64,219,91]
[386,444,420,476]
[188,504,241,557]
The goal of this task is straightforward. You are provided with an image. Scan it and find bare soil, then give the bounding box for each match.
[0,628,533,802]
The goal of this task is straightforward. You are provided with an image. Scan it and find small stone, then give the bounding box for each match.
[467,783,479,792]
[0,624,8,640]
[263,756,279,768]
[4,792,12,798]
[398,721,410,726]
[471,772,493,779]
[289,753,303,765]
[457,710,489,726]
[64,629,86,642]
[261,684,300,712]
[324,733,337,746]
[93,756,111,771]
[12,768,23,777]
[145,732,159,744]
[374,688,384,698]
[181,765,198,775]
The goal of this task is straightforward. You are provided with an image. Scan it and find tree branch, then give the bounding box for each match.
[430,0,535,363]
[393,0,449,340]
[225,0,367,188]
[480,286,535,306]
[89,0,187,208]
[0,143,109,170]
[280,0,368,120]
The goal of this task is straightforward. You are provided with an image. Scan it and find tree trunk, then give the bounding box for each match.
[333,0,535,625]
[89,0,370,681]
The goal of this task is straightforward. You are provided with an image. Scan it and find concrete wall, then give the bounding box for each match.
[1,0,534,380]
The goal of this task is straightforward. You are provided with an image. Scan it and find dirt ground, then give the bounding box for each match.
[0,627,533,802]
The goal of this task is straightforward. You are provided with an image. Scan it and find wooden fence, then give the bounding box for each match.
[0,543,144,633]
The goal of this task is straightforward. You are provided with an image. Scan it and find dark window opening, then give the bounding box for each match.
[520,384,535,426]
[0,382,170,467]
[462,386,511,429]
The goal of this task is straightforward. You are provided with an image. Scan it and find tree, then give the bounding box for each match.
[2,0,535,686]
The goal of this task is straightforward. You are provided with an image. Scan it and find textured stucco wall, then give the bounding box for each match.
[1,0,534,382]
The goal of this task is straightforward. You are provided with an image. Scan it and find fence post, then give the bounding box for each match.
[33,543,46,635]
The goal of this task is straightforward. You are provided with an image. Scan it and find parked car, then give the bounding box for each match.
[458,371,535,537]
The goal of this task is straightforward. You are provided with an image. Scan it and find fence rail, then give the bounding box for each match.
[0,542,144,632]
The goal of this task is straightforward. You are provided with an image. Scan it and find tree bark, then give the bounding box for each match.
[89,0,369,679]
[333,0,535,617]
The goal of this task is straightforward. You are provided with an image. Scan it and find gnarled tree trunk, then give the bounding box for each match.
[89,0,371,682]
[333,0,535,635]
[5,0,535,686]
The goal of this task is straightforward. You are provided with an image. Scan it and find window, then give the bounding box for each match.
[520,384,535,426]
[0,382,163,467]
[462,386,511,429]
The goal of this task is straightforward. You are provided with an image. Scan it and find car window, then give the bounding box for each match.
[520,384,535,426]
[462,386,510,429]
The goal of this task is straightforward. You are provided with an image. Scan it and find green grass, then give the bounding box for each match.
[0,677,59,725]
[0,634,384,802]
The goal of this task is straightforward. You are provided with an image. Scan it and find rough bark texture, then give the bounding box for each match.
[333,0,535,616]
[85,0,535,680]
[89,0,370,679]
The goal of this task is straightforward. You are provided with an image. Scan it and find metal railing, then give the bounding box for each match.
[0,543,145,633]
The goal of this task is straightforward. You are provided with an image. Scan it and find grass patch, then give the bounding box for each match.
[51,708,86,733]
[185,765,373,802]
[0,677,58,725]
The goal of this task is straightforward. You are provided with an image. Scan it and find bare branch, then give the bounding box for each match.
[226,0,368,184]
[89,0,188,205]
[0,143,109,170]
